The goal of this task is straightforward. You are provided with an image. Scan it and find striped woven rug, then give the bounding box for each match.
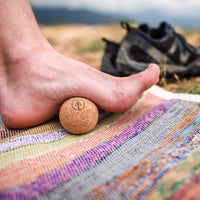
[1,85,200,200]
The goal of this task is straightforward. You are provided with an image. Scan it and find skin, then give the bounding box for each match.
[0,0,160,129]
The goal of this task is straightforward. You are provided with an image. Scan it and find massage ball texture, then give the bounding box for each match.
[59,97,99,134]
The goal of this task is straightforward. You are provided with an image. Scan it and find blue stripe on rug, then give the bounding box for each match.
[0,115,3,124]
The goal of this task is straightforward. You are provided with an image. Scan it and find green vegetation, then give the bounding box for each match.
[77,40,105,54]
[158,56,200,95]
[173,81,200,94]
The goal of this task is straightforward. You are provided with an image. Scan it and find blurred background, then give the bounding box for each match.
[31,0,200,29]
[30,0,200,93]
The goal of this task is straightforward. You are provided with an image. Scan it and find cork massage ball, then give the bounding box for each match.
[59,97,99,134]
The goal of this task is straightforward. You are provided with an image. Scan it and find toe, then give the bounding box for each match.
[131,63,160,94]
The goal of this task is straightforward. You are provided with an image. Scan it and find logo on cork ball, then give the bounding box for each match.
[72,99,85,111]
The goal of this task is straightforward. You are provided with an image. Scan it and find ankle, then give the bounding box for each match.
[0,41,52,70]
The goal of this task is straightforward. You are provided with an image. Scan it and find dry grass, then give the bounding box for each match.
[40,24,125,69]
[40,24,200,94]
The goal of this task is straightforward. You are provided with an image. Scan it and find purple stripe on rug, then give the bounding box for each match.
[0,111,110,152]
[0,99,178,200]
[0,128,69,153]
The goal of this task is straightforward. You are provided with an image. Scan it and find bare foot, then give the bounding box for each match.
[0,46,160,128]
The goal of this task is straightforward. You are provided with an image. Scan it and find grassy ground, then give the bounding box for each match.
[40,24,200,94]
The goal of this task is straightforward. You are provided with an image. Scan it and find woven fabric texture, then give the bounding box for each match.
[1,85,200,200]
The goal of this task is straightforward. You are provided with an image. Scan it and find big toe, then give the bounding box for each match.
[105,63,160,112]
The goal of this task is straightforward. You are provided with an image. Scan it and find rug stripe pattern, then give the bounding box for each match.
[1,89,200,199]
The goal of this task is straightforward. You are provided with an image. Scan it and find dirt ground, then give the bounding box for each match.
[40,24,200,94]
